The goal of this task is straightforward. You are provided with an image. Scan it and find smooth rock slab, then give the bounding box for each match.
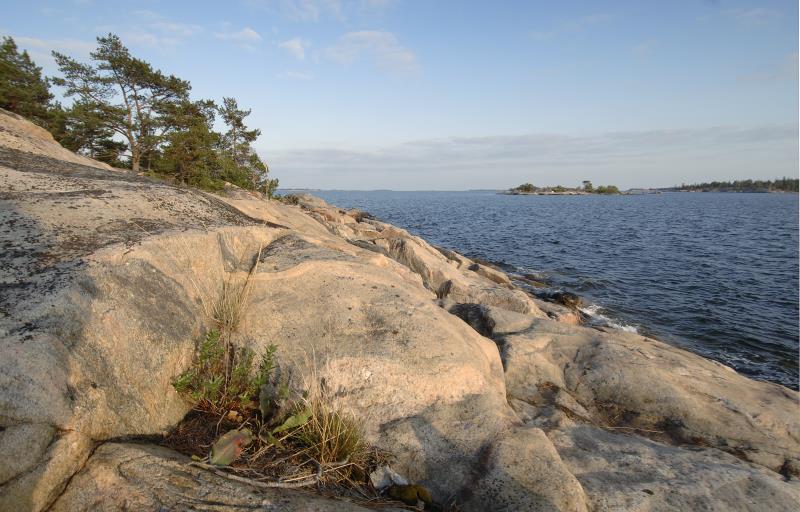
[500,318,800,476]
[552,424,800,512]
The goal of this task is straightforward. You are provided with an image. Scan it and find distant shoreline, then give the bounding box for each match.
[279,188,797,194]
[499,190,623,196]
[659,188,798,194]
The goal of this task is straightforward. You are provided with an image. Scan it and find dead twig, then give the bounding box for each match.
[189,460,322,489]
[603,425,665,434]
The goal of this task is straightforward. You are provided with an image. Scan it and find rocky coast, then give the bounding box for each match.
[1,108,799,511]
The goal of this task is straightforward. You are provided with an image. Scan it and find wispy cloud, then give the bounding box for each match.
[215,27,263,50]
[4,35,94,73]
[360,0,395,9]
[246,0,343,22]
[276,70,314,80]
[10,35,94,56]
[727,7,777,26]
[97,11,203,48]
[279,37,311,59]
[148,20,203,38]
[267,125,799,190]
[531,13,614,41]
[325,30,417,73]
[246,0,392,22]
[216,27,262,43]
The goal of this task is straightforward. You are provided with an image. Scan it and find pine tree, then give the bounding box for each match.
[0,36,54,126]
[218,97,270,190]
[52,34,190,172]
[158,99,221,187]
[218,97,259,164]
[57,101,126,165]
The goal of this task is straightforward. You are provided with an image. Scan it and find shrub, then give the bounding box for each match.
[280,194,300,205]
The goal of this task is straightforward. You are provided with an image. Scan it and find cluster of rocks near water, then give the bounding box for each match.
[1,108,798,511]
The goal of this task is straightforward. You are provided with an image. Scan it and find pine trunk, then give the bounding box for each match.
[131,148,141,173]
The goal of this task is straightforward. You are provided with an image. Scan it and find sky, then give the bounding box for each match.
[2,0,798,190]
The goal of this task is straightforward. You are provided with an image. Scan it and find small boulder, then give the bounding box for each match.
[370,465,409,490]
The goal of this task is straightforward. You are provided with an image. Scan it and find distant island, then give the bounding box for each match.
[663,178,799,193]
[502,178,799,196]
[503,181,621,195]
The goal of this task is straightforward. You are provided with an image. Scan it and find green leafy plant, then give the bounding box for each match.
[172,330,277,413]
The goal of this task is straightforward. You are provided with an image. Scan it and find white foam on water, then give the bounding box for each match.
[512,265,641,335]
[579,304,639,333]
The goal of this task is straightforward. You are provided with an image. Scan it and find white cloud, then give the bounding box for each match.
[325,30,417,72]
[97,11,204,48]
[215,27,263,43]
[276,70,314,80]
[268,125,799,190]
[279,37,310,59]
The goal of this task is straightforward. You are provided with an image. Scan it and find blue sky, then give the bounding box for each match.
[2,0,798,189]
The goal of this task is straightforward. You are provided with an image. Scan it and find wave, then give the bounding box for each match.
[579,303,639,333]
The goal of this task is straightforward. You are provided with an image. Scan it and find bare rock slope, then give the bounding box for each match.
[1,109,798,511]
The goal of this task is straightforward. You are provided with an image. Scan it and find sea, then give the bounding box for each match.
[307,190,799,390]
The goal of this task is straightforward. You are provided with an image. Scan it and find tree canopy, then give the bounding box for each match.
[52,34,191,172]
[510,182,621,194]
[0,34,277,194]
[674,178,798,193]
[0,36,54,127]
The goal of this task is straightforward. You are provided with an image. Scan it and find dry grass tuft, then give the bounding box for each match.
[290,395,368,468]
[211,244,262,333]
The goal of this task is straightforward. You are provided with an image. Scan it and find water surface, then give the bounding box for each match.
[311,190,799,389]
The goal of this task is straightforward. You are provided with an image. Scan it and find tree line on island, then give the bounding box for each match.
[508,180,620,195]
[668,178,798,193]
[508,177,799,195]
[0,34,277,195]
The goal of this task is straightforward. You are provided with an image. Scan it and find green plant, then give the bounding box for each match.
[280,194,300,205]
[172,330,277,413]
[251,344,278,395]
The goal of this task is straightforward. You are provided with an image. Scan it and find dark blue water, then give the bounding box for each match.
[311,190,799,389]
